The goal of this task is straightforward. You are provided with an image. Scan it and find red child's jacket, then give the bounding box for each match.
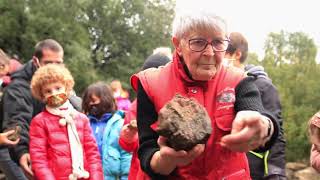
[29,110,104,180]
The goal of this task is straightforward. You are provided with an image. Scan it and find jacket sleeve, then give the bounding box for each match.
[117,119,133,178]
[137,81,167,179]
[82,115,104,180]
[2,82,35,161]
[119,99,138,152]
[29,116,55,180]
[119,126,139,153]
[256,78,286,171]
[234,76,279,152]
[257,78,283,128]
[311,144,320,172]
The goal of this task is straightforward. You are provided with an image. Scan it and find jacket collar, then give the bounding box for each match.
[173,52,208,87]
[11,60,37,82]
[88,113,113,122]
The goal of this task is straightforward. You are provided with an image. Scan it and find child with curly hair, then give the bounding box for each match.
[82,82,132,180]
[29,64,103,180]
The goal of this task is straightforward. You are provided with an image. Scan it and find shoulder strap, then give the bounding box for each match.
[69,94,82,112]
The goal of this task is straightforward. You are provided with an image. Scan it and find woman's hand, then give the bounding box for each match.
[151,136,205,175]
[220,110,273,152]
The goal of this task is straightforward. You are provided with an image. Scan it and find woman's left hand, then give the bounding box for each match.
[220,110,272,152]
[157,136,205,166]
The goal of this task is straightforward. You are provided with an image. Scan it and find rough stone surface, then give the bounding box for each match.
[156,94,212,151]
[286,162,320,180]
[4,125,21,141]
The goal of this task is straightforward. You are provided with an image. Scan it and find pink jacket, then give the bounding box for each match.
[29,109,103,180]
[311,144,320,172]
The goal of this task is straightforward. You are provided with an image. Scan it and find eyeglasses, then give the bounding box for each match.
[188,38,230,52]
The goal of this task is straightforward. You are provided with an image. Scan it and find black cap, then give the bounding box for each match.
[142,53,170,70]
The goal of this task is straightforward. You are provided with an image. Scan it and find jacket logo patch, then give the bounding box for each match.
[216,88,235,110]
[217,88,235,103]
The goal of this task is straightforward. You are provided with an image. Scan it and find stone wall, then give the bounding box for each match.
[286,162,320,180]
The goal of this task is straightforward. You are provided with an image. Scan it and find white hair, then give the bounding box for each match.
[153,47,172,59]
[172,1,228,39]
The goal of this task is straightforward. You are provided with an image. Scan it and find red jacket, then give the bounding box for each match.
[131,53,250,179]
[29,109,104,180]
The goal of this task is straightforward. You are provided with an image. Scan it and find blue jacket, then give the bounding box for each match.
[89,111,132,180]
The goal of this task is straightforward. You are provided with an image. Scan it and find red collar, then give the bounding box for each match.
[173,52,208,88]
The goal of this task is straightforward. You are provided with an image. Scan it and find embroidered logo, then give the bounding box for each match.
[217,87,235,103]
[216,87,235,110]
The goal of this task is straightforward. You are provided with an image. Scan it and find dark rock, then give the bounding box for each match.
[156,94,212,151]
[4,125,21,141]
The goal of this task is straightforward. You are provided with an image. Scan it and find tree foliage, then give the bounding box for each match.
[255,31,319,161]
[0,0,174,93]
[85,0,174,91]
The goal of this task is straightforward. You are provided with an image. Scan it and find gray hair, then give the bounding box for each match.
[152,47,172,59]
[172,10,228,40]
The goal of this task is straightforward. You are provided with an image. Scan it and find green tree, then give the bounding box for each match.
[0,0,28,58]
[0,0,100,93]
[263,31,287,67]
[0,0,175,94]
[24,0,98,93]
[85,0,174,90]
[286,32,317,65]
[262,31,319,161]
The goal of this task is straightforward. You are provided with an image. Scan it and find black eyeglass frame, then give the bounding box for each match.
[188,38,230,52]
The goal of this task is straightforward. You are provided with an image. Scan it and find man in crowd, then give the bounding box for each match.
[1,39,81,179]
[225,32,286,180]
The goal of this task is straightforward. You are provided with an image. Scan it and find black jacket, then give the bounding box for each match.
[245,65,286,179]
[1,60,82,161]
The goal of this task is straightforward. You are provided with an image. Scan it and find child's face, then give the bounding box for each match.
[42,82,66,99]
[87,94,103,117]
[89,94,101,106]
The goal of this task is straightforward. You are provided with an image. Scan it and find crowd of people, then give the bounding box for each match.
[1,1,320,180]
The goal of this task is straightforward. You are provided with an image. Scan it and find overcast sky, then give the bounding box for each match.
[175,0,320,60]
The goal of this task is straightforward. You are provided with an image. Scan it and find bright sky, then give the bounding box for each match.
[175,0,320,60]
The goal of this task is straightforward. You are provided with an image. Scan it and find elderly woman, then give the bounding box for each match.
[131,8,279,180]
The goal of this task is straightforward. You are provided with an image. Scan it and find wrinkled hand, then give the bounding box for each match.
[120,123,138,143]
[20,153,33,179]
[220,110,270,152]
[0,130,20,146]
[157,136,204,167]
